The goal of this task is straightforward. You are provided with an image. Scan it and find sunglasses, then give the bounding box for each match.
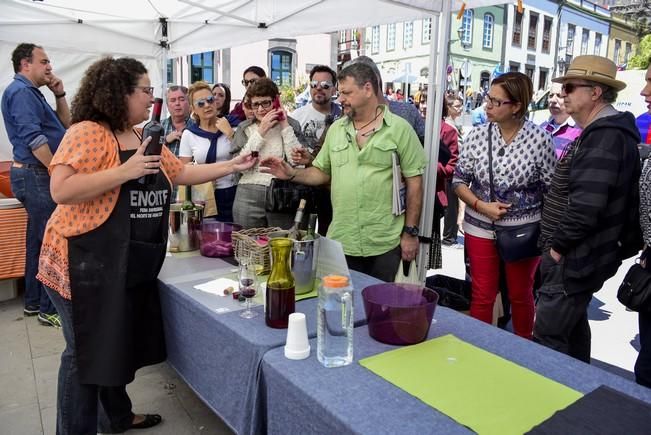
[136,86,154,95]
[484,95,513,107]
[242,78,258,87]
[250,99,273,110]
[194,96,215,108]
[310,80,334,90]
[561,83,594,94]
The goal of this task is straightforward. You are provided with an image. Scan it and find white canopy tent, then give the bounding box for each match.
[0,0,508,279]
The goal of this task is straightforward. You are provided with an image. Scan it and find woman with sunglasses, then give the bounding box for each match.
[230,65,267,122]
[179,81,240,222]
[232,78,307,229]
[452,72,555,339]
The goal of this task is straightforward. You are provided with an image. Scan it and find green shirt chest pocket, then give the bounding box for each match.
[362,142,398,168]
[330,143,350,167]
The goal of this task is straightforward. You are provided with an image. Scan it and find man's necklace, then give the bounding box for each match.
[353,106,382,136]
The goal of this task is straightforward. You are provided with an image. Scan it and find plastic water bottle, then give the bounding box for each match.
[317,275,353,367]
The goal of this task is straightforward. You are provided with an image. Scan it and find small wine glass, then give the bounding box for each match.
[239,259,258,319]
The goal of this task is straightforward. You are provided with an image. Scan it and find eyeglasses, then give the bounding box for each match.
[194,96,215,108]
[561,83,594,94]
[136,86,154,95]
[250,99,273,110]
[484,95,513,107]
[242,78,258,87]
[310,80,334,90]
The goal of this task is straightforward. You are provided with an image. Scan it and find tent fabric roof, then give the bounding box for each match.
[1,0,503,58]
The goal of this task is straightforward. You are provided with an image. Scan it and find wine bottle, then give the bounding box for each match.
[286,199,307,241]
[302,213,318,240]
[181,185,194,210]
[266,238,295,328]
[139,97,165,185]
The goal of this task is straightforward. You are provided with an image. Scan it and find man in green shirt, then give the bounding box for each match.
[261,63,426,281]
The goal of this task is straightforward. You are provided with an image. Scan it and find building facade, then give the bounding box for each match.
[555,0,611,77]
[450,6,506,94]
[502,1,560,91]
[167,34,337,105]
[607,14,639,67]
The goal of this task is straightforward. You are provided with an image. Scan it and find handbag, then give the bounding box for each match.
[487,123,541,262]
[265,178,314,213]
[617,261,651,313]
[394,260,420,284]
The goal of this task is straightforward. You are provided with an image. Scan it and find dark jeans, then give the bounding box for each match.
[636,311,651,388]
[214,185,237,223]
[442,179,459,245]
[533,252,593,363]
[10,165,56,314]
[45,287,134,435]
[345,245,402,283]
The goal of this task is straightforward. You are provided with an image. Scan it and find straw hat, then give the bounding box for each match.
[551,55,626,91]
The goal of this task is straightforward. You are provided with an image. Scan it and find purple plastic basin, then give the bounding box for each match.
[199,220,242,257]
[362,283,439,345]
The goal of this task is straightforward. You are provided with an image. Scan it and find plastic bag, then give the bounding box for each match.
[394,260,420,284]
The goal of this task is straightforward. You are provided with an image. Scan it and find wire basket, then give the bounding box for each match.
[232,227,282,274]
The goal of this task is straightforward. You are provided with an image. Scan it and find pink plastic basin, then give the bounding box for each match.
[362,283,439,345]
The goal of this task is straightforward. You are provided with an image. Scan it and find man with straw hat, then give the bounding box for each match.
[534,55,642,363]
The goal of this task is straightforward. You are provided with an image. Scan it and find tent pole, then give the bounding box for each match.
[417,0,451,282]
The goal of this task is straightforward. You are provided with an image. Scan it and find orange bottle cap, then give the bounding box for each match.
[322,275,349,288]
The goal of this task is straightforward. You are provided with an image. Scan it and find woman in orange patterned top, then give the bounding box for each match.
[36,57,255,434]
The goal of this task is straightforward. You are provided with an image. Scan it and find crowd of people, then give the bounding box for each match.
[2,40,651,433]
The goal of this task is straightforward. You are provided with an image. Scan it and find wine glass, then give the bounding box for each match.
[238,258,258,319]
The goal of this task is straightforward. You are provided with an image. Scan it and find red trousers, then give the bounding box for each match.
[465,233,539,339]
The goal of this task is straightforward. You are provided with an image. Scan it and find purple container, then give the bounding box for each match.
[199,220,242,257]
[362,283,439,345]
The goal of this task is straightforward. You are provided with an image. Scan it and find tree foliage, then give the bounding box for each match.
[629,34,651,69]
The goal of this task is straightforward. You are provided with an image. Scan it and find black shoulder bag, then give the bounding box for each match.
[487,123,541,262]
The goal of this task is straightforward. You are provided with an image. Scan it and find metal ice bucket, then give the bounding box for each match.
[168,203,204,252]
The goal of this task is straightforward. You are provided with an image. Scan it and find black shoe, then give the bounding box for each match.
[23,305,40,316]
[131,414,162,430]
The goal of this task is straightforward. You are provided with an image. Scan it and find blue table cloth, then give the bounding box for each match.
[157,252,382,434]
[261,307,651,435]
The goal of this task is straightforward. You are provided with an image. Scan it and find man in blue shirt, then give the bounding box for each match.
[1,43,70,328]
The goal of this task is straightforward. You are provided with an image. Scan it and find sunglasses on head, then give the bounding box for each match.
[194,96,215,108]
[561,82,594,94]
[242,78,258,87]
[310,80,334,90]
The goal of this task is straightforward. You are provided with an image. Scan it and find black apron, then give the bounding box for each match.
[68,142,170,386]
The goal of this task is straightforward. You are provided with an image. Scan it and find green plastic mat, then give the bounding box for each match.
[359,334,583,435]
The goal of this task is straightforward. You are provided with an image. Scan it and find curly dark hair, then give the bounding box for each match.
[246,77,279,99]
[71,57,148,131]
[11,43,40,73]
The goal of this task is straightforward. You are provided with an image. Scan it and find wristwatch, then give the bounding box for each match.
[402,225,419,237]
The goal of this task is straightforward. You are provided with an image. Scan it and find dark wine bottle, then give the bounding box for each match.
[286,199,307,241]
[139,97,164,185]
[302,213,318,240]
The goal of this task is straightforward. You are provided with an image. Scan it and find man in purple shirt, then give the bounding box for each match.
[1,43,70,327]
[539,83,582,158]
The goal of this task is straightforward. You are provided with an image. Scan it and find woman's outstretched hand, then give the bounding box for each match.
[231,152,258,172]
